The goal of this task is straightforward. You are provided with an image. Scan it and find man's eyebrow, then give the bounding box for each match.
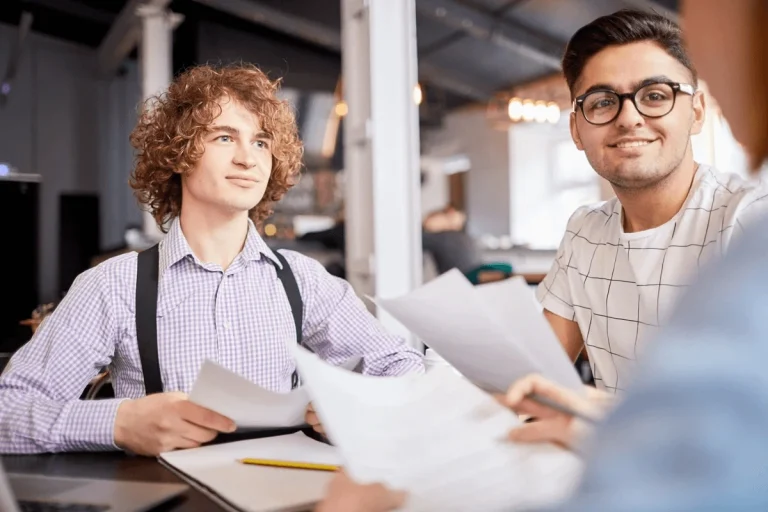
[580,83,616,96]
[578,75,676,97]
[634,75,676,89]
[208,125,240,135]
[208,126,272,140]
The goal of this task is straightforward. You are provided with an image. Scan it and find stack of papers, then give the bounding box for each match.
[293,347,584,512]
[375,269,583,393]
[176,272,585,511]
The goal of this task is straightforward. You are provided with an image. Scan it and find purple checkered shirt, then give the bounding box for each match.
[0,218,424,453]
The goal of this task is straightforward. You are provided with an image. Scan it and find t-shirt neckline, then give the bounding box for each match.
[618,164,708,242]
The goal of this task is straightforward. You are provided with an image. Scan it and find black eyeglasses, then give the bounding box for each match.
[573,81,696,125]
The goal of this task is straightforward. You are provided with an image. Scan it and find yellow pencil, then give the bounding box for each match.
[238,458,340,472]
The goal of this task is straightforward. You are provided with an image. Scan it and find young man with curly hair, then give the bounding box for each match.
[0,64,423,456]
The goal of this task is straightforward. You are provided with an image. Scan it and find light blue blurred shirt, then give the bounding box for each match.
[555,216,768,511]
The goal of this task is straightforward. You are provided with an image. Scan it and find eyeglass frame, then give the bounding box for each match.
[572,81,697,126]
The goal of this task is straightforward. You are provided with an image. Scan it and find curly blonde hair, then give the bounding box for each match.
[129,64,303,229]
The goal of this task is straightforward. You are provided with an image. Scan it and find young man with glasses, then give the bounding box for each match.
[537,9,768,393]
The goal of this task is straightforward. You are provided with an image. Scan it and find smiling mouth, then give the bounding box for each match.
[227,176,259,183]
[610,140,656,149]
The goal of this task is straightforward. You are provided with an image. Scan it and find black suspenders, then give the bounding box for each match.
[136,245,163,396]
[135,244,304,396]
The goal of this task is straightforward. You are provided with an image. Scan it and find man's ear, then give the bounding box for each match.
[689,89,707,136]
[570,112,584,150]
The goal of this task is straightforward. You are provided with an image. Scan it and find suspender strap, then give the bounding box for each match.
[135,245,304,396]
[272,251,303,347]
[136,244,163,395]
[272,251,304,389]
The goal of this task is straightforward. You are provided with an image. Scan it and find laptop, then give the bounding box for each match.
[0,459,188,512]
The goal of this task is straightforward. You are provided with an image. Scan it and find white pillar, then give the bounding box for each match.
[136,5,182,240]
[341,0,374,300]
[341,0,423,346]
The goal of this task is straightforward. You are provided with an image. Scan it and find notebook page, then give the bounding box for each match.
[159,432,340,512]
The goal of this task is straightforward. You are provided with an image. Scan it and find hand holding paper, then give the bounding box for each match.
[189,360,310,429]
[504,374,610,450]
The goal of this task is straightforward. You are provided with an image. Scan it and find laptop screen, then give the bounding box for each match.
[0,459,20,512]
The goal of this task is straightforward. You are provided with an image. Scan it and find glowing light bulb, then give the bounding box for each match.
[507,97,523,121]
[334,101,348,117]
[546,102,561,124]
[522,100,535,121]
[413,83,423,105]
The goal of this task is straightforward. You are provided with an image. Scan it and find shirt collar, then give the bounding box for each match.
[159,217,282,274]
[242,219,283,268]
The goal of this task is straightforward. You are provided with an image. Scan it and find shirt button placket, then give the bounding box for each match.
[214,273,228,359]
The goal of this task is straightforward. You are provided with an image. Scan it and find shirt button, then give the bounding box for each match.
[224,321,231,329]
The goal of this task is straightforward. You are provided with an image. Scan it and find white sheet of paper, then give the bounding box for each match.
[474,276,582,390]
[160,432,341,512]
[375,269,582,392]
[293,347,583,512]
[189,360,309,429]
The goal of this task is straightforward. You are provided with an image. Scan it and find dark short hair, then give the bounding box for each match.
[562,9,697,97]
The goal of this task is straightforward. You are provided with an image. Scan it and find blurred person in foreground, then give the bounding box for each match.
[316,0,768,509]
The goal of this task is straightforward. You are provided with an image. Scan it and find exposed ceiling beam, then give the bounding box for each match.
[417,0,563,70]
[97,0,172,77]
[21,0,115,24]
[192,0,341,51]
[191,0,493,101]
[419,63,493,101]
[621,0,679,22]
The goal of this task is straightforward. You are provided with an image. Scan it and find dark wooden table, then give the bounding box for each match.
[2,429,324,511]
[2,451,220,511]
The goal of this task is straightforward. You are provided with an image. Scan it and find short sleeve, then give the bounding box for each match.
[535,208,593,321]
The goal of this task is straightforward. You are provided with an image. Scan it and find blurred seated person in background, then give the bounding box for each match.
[297,207,346,252]
[421,205,484,276]
[538,9,768,395]
[316,1,768,509]
[0,63,423,456]
[298,204,485,278]
[90,224,156,267]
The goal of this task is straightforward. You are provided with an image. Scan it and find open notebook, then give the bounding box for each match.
[293,346,584,512]
[159,432,341,512]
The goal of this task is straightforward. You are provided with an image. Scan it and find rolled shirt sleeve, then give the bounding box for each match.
[0,265,125,453]
[283,250,424,376]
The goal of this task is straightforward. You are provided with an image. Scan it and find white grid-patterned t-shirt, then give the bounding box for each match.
[537,165,768,392]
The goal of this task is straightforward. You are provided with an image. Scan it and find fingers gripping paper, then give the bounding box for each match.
[293,347,583,512]
[189,360,310,429]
